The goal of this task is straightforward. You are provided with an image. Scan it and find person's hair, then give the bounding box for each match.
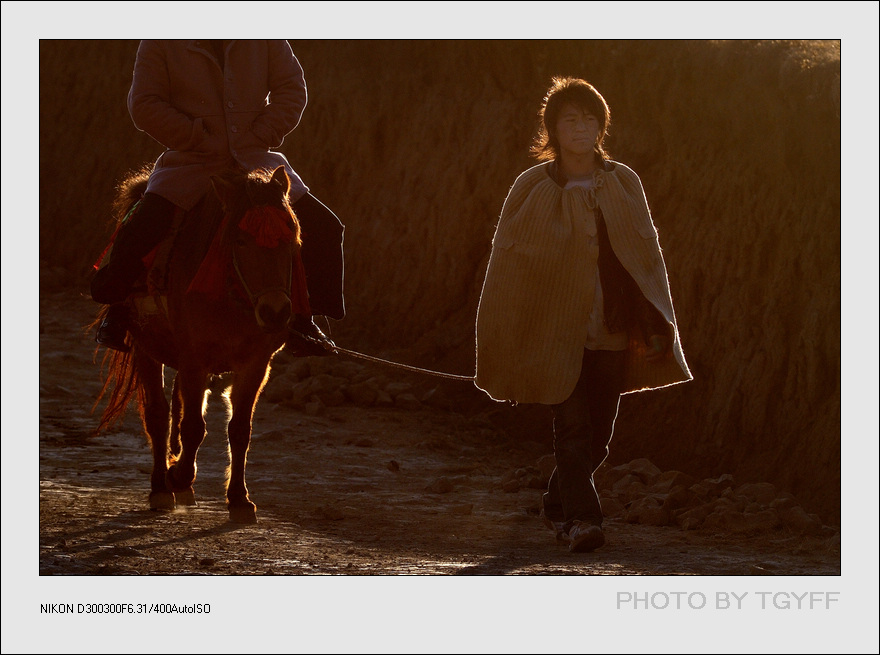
[530,77,611,162]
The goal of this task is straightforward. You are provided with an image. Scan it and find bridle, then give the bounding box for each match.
[229,202,296,308]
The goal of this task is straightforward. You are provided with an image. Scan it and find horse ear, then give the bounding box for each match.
[270,166,291,195]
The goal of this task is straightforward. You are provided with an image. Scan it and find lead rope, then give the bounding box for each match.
[326,343,475,382]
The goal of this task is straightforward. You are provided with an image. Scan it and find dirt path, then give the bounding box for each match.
[35,288,842,579]
[0,286,860,652]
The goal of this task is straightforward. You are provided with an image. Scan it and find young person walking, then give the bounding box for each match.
[475,77,692,552]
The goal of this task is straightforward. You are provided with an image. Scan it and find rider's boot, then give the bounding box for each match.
[95,303,132,353]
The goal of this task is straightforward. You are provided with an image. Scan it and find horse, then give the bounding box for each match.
[92,165,308,523]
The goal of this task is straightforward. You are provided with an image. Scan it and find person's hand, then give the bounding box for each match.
[646,334,668,362]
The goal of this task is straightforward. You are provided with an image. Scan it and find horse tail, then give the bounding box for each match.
[88,166,154,433]
[90,307,142,434]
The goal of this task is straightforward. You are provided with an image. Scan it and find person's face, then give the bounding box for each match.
[554,103,600,158]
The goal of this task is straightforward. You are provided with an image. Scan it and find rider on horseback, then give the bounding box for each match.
[92,40,344,356]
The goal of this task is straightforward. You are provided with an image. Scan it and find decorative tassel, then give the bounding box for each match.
[238,206,298,248]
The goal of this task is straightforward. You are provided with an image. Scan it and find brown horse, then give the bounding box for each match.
[93,165,307,523]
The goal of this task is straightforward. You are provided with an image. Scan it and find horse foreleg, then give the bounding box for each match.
[169,373,182,458]
[137,356,175,511]
[225,363,270,523]
[166,368,209,500]
[165,374,195,505]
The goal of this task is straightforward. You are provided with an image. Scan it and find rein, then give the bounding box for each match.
[328,343,475,382]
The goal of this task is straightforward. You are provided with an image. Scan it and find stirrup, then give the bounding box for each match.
[95,314,131,353]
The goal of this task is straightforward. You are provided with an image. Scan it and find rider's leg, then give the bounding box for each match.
[92,193,176,351]
[291,193,345,320]
[91,193,177,305]
[284,193,344,357]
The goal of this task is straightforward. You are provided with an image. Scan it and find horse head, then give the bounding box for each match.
[211,166,303,333]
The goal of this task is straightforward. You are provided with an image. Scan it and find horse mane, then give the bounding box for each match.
[112,164,153,224]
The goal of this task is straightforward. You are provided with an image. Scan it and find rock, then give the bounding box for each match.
[613,474,647,503]
[661,485,693,512]
[285,359,312,380]
[525,475,545,490]
[770,496,799,513]
[599,495,626,518]
[625,495,670,526]
[502,479,521,493]
[504,466,543,490]
[703,507,748,533]
[599,464,636,490]
[720,488,750,511]
[709,496,739,513]
[690,474,735,499]
[290,376,322,406]
[592,462,613,489]
[343,381,379,407]
[778,505,824,536]
[743,509,782,533]
[317,390,346,407]
[261,373,296,403]
[651,470,696,493]
[501,511,533,524]
[735,482,777,505]
[624,458,663,485]
[535,454,556,482]
[612,473,642,494]
[709,473,736,492]
[675,505,712,530]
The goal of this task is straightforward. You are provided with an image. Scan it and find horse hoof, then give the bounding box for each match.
[228,502,257,524]
[165,465,195,493]
[174,488,196,506]
[149,491,176,511]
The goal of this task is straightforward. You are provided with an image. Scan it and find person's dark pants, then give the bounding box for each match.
[292,193,345,320]
[90,193,176,305]
[542,348,626,527]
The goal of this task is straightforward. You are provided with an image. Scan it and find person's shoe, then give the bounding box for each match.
[95,305,131,353]
[540,511,570,543]
[287,315,336,357]
[568,521,605,553]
